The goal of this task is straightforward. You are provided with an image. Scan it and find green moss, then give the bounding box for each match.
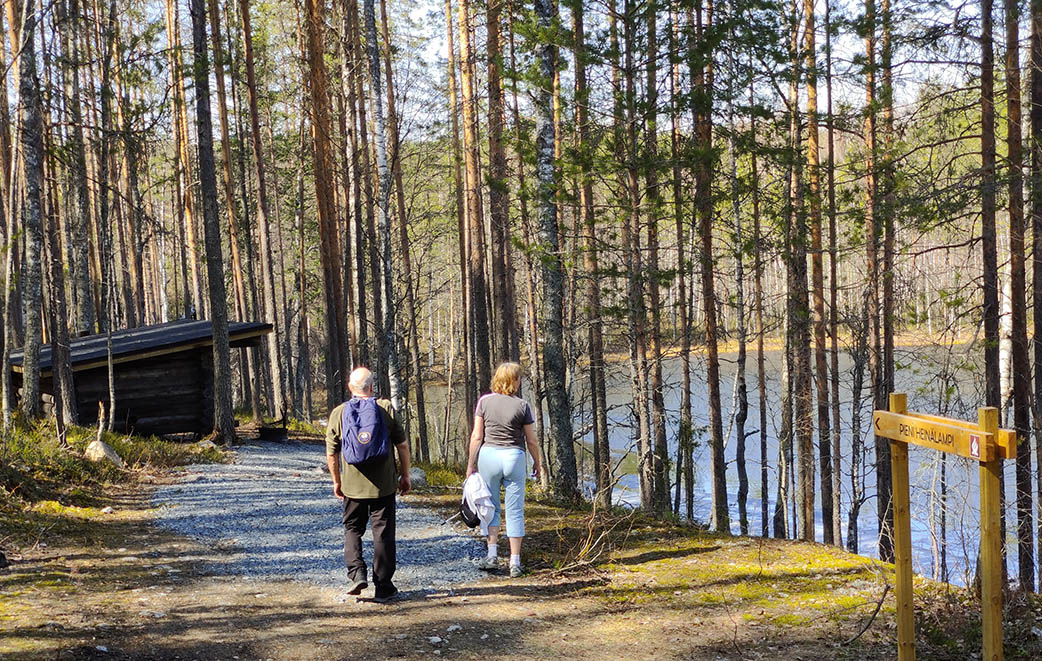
[771,612,812,627]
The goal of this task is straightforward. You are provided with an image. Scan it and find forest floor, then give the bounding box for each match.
[4,429,1042,660]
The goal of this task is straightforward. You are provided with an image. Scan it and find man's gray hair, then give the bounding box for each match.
[349,366,374,393]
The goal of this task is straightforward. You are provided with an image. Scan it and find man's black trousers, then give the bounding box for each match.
[342,493,396,593]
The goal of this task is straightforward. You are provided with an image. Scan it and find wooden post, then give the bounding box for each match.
[978,405,1002,661]
[889,392,915,661]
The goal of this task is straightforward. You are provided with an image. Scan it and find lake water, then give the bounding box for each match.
[424,341,1019,587]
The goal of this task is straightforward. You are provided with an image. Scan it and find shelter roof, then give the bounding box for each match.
[8,319,272,375]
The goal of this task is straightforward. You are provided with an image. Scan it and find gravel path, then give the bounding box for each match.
[151,442,484,594]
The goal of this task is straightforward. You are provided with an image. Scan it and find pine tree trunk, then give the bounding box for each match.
[238,0,288,421]
[207,0,252,409]
[348,0,383,373]
[44,159,77,426]
[166,0,204,319]
[457,0,491,396]
[535,0,577,501]
[574,0,610,510]
[669,6,691,518]
[189,0,235,442]
[621,0,652,511]
[643,0,670,517]
[727,24,749,535]
[304,0,349,407]
[751,80,768,536]
[57,0,95,336]
[446,0,473,431]
[1029,0,1042,588]
[805,0,833,546]
[825,0,843,548]
[1004,0,1034,591]
[486,0,514,362]
[692,0,728,534]
[864,0,892,561]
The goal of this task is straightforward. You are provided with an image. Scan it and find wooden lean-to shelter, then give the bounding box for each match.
[8,319,272,435]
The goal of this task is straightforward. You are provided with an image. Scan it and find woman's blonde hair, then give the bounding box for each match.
[491,362,523,395]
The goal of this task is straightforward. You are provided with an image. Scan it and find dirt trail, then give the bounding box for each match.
[4,459,1028,660]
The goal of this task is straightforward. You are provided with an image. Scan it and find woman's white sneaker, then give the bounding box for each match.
[478,556,499,571]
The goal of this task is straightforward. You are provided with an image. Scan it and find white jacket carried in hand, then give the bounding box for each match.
[462,472,495,535]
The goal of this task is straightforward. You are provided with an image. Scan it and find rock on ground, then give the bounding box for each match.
[152,442,483,592]
[85,440,124,469]
[409,467,428,489]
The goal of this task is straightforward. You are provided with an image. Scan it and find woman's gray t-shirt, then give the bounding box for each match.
[475,393,535,449]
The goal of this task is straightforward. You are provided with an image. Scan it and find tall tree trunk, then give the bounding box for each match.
[238,0,288,421]
[362,0,403,411]
[378,0,428,452]
[805,0,833,545]
[508,4,548,487]
[981,0,1005,580]
[333,6,359,371]
[446,0,474,431]
[44,157,76,426]
[457,0,491,396]
[486,0,514,362]
[749,88,769,538]
[0,5,14,430]
[165,0,193,320]
[304,0,349,406]
[644,0,670,516]
[864,0,892,561]
[1030,0,1042,588]
[787,0,814,543]
[208,0,252,409]
[692,0,727,533]
[1005,0,1034,592]
[670,4,692,519]
[57,0,94,336]
[167,0,204,319]
[622,0,652,511]
[189,0,235,442]
[574,0,609,509]
[825,0,843,548]
[727,20,749,536]
[18,0,44,420]
[535,0,577,501]
[348,0,383,375]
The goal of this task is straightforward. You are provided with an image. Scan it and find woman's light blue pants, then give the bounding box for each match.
[477,445,526,537]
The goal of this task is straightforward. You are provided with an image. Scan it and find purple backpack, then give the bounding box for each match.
[340,397,389,465]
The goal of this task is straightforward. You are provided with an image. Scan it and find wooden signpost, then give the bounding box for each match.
[873,393,1013,661]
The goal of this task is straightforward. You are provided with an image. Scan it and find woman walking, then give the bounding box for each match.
[466,362,543,577]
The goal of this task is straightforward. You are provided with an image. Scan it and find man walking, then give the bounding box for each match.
[326,366,411,602]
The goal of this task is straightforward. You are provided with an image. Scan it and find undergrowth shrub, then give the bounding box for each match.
[414,461,464,488]
[0,419,224,504]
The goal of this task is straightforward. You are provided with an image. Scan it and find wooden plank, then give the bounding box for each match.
[873,410,993,461]
[978,407,1003,661]
[908,411,1016,460]
[995,429,1017,461]
[130,415,204,434]
[889,394,916,661]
